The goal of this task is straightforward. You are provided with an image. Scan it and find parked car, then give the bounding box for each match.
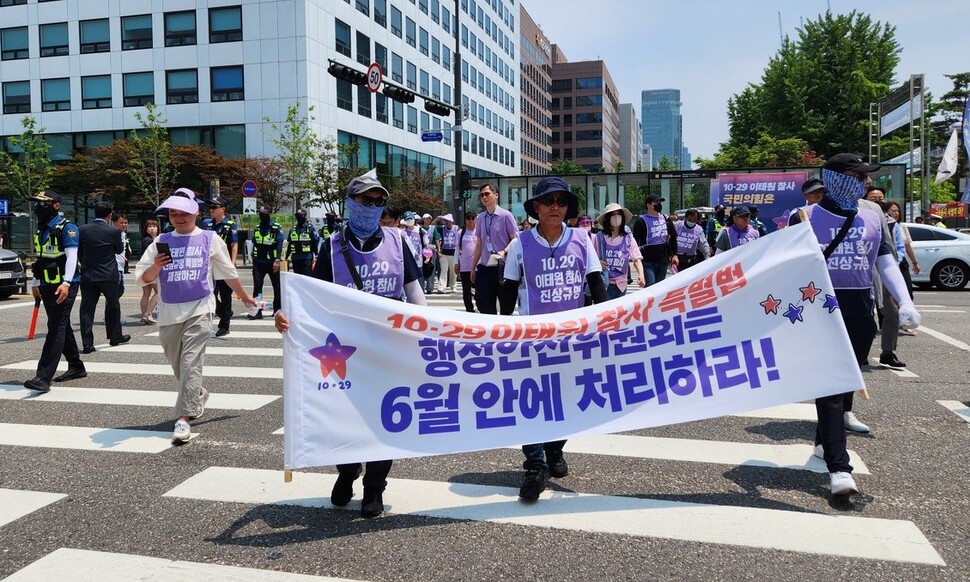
[0,248,26,299]
[905,223,970,290]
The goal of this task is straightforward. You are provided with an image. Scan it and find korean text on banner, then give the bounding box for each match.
[282,223,863,470]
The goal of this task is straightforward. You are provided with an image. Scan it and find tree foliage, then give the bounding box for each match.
[0,116,53,211]
[696,134,824,169]
[127,103,178,208]
[720,10,900,160]
[549,158,588,175]
[386,166,448,215]
[264,102,320,212]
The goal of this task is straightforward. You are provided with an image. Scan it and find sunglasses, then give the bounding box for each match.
[354,195,387,207]
[535,195,569,207]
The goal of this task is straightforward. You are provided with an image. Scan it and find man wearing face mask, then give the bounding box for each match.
[203,196,238,337]
[24,191,86,392]
[674,208,711,270]
[631,194,678,286]
[274,168,426,518]
[250,204,284,319]
[285,208,319,276]
[788,153,921,497]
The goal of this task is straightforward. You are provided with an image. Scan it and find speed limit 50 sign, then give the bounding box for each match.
[366,62,383,93]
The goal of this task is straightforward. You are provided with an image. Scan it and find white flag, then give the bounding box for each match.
[935,128,959,185]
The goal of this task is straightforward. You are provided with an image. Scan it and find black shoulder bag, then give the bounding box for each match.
[823,210,857,260]
[337,228,365,290]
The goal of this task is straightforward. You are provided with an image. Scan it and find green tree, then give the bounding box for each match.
[696,134,824,169]
[264,102,320,212]
[0,116,53,212]
[549,158,588,175]
[654,155,678,171]
[306,136,343,215]
[721,10,900,158]
[387,165,448,214]
[127,103,178,207]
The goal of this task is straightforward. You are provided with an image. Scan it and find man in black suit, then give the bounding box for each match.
[79,201,130,353]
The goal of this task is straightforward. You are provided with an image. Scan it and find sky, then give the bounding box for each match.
[520,0,970,162]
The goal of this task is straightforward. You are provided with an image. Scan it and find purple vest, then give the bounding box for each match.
[441,225,459,250]
[520,228,588,315]
[403,228,423,262]
[805,204,881,289]
[598,233,630,279]
[458,228,478,272]
[157,231,213,304]
[330,227,405,298]
[642,214,669,245]
[726,225,759,248]
[675,222,703,254]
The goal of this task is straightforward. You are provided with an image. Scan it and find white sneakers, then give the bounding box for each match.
[830,471,859,496]
[172,420,191,444]
[843,411,870,433]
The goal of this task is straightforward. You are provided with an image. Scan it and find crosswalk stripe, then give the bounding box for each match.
[145,331,283,340]
[919,325,970,351]
[1,361,282,379]
[0,422,177,453]
[101,344,282,357]
[0,384,278,409]
[731,402,816,420]
[918,309,965,313]
[0,300,35,311]
[937,400,970,423]
[0,489,66,528]
[164,466,943,565]
[869,359,919,378]
[5,548,361,582]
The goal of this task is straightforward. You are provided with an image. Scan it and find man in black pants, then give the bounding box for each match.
[284,208,319,275]
[25,191,86,392]
[250,204,284,318]
[204,196,238,336]
[79,201,129,352]
[469,183,519,315]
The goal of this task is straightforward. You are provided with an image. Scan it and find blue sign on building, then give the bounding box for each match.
[0,199,8,216]
[421,131,443,143]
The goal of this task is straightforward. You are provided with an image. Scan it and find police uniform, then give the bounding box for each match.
[285,218,319,275]
[203,211,238,334]
[26,193,85,391]
[251,210,284,317]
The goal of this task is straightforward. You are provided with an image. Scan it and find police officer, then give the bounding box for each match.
[285,208,319,275]
[748,205,768,237]
[24,191,86,392]
[203,196,238,336]
[706,204,728,248]
[250,204,284,318]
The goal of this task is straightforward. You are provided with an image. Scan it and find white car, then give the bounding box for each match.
[905,223,970,291]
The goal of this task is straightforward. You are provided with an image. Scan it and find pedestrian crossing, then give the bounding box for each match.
[0,285,952,577]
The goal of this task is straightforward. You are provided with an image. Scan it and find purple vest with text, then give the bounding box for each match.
[330,227,405,298]
[726,225,759,248]
[157,231,213,304]
[520,228,588,315]
[805,204,881,290]
[675,222,703,254]
[598,232,630,279]
[642,214,669,245]
[458,229,478,272]
[441,225,459,250]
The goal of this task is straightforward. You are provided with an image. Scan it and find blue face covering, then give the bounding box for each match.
[822,168,867,210]
[346,197,383,238]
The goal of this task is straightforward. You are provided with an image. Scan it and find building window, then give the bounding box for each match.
[442,7,451,33]
[0,0,26,6]
[1,26,28,61]
[405,17,416,47]
[165,11,197,46]
[41,78,71,111]
[123,72,154,107]
[575,76,603,89]
[391,52,403,83]
[81,75,111,109]
[442,46,451,71]
[419,70,429,96]
[419,0,428,13]
[357,85,371,118]
[431,0,440,23]
[336,79,353,111]
[166,69,198,104]
[211,66,244,101]
[39,23,69,57]
[392,100,404,129]
[374,0,387,27]
[431,37,440,64]
[551,79,571,92]
[419,27,428,56]
[79,19,110,53]
[335,19,351,57]
[406,61,416,90]
[407,106,417,133]
[391,6,402,37]
[209,6,242,43]
[356,31,370,66]
[2,80,29,114]
[122,15,153,50]
[376,93,388,123]
[375,43,387,74]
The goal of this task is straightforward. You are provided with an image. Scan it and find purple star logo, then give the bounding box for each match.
[783,303,804,324]
[309,333,357,380]
[823,294,839,313]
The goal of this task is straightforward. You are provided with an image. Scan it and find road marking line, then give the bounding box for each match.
[5,548,360,582]
[919,325,970,351]
[1,361,282,379]
[0,384,278,409]
[937,400,970,423]
[0,489,66,528]
[0,300,35,311]
[164,467,943,565]
[868,359,918,378]
[145,331,283,340]
[101,344,282,357]
[0,422,177,453]
[918,309,965,313]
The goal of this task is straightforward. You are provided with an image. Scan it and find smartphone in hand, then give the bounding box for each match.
[155,241,171,258]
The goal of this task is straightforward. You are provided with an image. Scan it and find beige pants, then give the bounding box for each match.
[438,253,457,289]
[158,312,211,418]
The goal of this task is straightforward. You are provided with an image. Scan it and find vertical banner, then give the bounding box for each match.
[282,223,863,470]
[715,172,809,233]
[961,94,970,204]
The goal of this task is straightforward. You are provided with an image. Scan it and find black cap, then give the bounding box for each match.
[802,178,825,194]
[731,206,751,217]
[31,190,61,204]
[257,204,272,215]
[207,196,228,208]
[825,153,881,174]
[645,194,665,204]
[295,208,307,217]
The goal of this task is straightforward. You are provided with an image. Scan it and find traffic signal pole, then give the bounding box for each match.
[453,0,465,220]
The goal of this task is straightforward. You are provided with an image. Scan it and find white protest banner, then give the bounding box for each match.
[282,222,862,470]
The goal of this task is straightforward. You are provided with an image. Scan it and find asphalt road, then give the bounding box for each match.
[0,274,968,581]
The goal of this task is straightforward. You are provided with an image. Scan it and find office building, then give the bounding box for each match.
[517,5,551,176]
[618,103,641,171]
[641,88,682,168]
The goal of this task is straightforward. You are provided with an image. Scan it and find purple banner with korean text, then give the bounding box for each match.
[713,172,809,233]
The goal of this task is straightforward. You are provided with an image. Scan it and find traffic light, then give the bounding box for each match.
[383,85,416,103]
[460,170,472,192]
[424,101,452,117]
[462,104,470,120]
[327,62,366,85]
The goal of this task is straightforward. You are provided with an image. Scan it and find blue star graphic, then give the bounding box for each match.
[823,294,839,313]
[783,303,804,324]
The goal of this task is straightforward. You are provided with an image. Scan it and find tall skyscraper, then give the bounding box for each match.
[618,103,642,171]
[641,88,683,169]
[518,6,552,176]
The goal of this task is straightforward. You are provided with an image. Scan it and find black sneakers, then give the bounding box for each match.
[330,468,361,507]
[518,468,548,500]
[879,352,906,368]
[546,449,569,478]
[215,328,230,337]
[361,488,384,518]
